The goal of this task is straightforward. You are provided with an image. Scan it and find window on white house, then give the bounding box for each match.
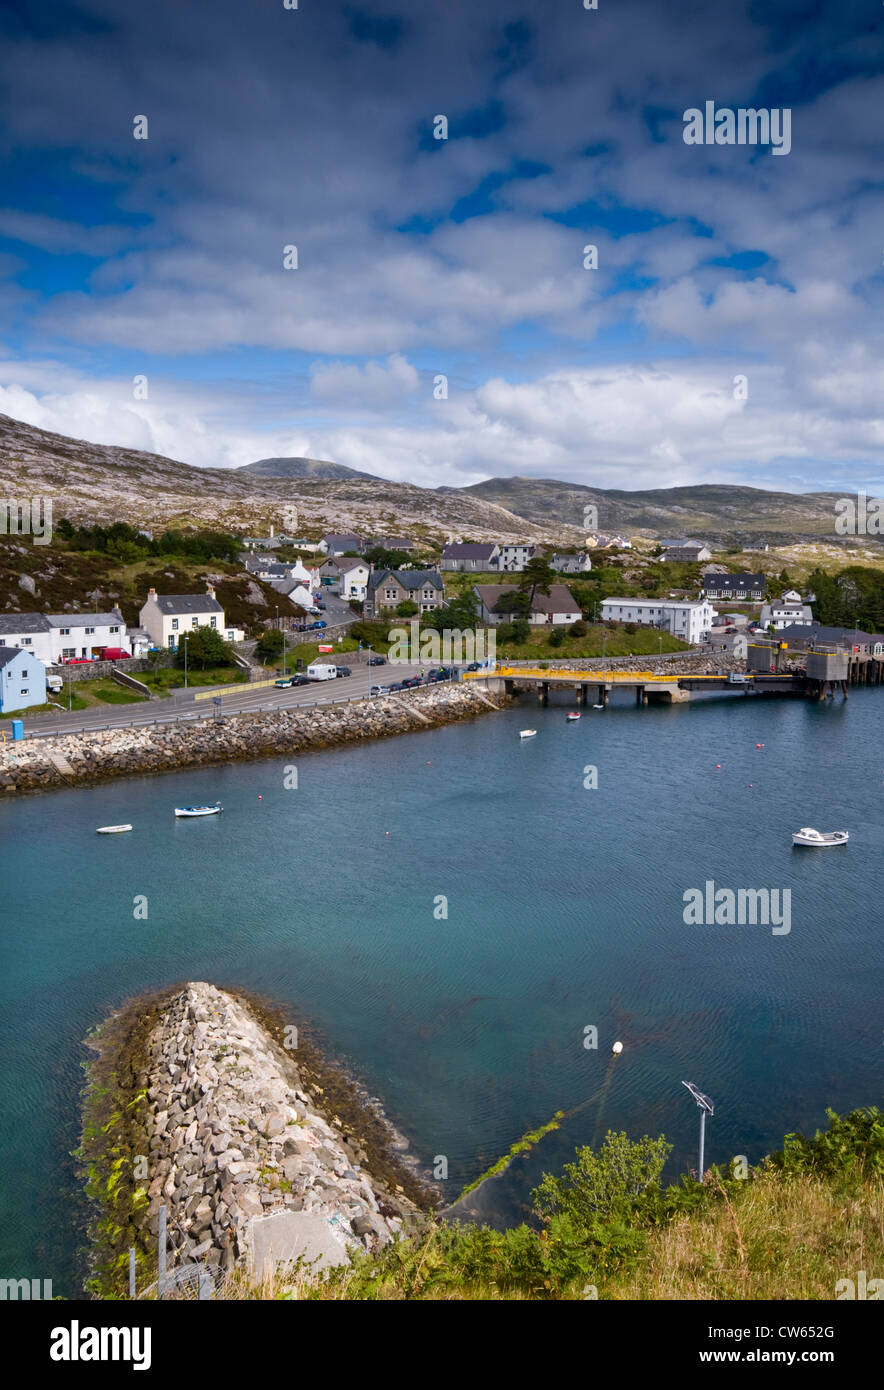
[21,670,28,678]
[210,617,217,628]
[59,627,70,635]
[21,637,31,645]
[172,619,179,630]
[110,626,119,634]
[85,627,95,635]
[62,648,75,659]
[20,689,27,695]
[192,618,200,627]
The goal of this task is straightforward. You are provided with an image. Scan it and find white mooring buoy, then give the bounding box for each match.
[612,1041,623,1055]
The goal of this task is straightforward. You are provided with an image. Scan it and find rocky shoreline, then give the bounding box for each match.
[0,682,508,795]
[82,983,435,1298]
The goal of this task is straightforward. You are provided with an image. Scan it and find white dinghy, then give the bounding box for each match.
[96,824,133,834]
[519,729,537,740]
[174,803,223,818]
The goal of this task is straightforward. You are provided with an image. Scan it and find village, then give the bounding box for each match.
[1,520,874,727]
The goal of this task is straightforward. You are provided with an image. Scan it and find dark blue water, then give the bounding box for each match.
[1,688,882,1294]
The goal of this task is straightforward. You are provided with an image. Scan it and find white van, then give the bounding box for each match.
[307,663,338,681]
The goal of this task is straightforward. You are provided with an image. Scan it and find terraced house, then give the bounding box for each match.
[363,569,444,619]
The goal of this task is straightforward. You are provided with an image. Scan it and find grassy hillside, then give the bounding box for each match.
[0,534,304,633]
[214,1104,883,1301]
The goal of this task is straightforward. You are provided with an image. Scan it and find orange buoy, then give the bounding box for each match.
[716,764,721,769]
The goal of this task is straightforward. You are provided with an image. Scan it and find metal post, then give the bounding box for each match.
[158,1203,167,1299]
[699,1107,706,1179]
[129,1246,136,1299]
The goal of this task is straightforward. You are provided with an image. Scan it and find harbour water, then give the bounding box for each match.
[1,687,881,1294]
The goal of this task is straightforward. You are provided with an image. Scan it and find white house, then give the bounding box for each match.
[494,543,536,572]
[46,611,130,662]
[139,586,245,650]
[335,558,370,600]
[0,645,47,712]
[475,584,581,626]
[759,601,814,630]
[780,589,803,604]
[601,598,715,644]
[0,614,55,665]
[551,552,593,574]
[318,533,364,556]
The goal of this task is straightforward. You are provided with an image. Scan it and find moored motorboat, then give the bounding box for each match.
[566,712,581,721]
[792,827,848,847]
[174,803,223,818]
[519,729,537,739]
[96,824,133,834]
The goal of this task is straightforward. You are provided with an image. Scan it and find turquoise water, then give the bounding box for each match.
[1,688,882,1294]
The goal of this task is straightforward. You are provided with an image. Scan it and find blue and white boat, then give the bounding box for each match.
[174,802,223,818]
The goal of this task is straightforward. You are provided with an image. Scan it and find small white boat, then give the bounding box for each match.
[174,803,223,818]
[567,712,581,721]
[593,703,605,710]
[792,827,848,847]
[519,729,537,740]
[96,824,133,834]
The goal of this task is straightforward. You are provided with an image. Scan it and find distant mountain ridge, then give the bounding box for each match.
[455,476,862,545]
[239,456,380,481]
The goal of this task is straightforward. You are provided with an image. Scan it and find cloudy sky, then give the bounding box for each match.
[1,0,883,492]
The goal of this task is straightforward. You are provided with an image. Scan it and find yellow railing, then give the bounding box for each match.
[193,676,279,700]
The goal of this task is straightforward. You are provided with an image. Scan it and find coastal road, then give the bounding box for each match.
[1,661,437,740]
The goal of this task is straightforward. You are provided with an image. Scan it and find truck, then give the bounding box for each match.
[306,663,338,681]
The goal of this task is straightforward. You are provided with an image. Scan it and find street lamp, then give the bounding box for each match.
[182,633,188,690]
[682,1081,714,1179]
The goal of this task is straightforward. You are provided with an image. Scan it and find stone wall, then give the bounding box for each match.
[0,682,508,794]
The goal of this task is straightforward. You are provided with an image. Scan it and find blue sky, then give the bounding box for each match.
[1,0,883,492]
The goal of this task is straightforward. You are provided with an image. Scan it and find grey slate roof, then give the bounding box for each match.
[46,612,124,627]
[442,542,498,560]
[777,623,879,647]
[147,594,224,615]
[0,644,27,669]
[703,573,765,593]
[367,568,443,592]
[0,613,52,634]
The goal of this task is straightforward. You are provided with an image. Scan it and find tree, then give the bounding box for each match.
[533,1131,672,1230]
[364,545,412,570]
[569,619,588,637]
[396,599,419,617]
[255,628,285,663]
[518,555,557,609]
[175,627,234,669]
[493,589,531,618]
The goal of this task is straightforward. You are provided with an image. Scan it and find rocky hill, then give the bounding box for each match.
[458,476,866,547]
[239,456,380,482]
[0,414,577,545]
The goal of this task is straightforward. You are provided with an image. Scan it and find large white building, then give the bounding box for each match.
[139,586,245,650]
[601,598,715,644]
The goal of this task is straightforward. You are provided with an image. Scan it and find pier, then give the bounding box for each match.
[462,665,806,705]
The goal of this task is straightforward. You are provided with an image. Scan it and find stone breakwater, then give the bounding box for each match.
[84,984,428,1294]
[0,683,508,795]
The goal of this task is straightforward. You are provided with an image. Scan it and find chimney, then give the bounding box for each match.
[148,587,157,601]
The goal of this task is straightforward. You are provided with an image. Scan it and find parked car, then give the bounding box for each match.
[367,656,386,666]
[388,680,404,691]
[370,684,389,695]
[275,674,309,687]
[401,676,421,688]
[314,601,326,610]
[310,621,327,630]
[62,657,91,664]
[465,661,481,671]
[335,666,352,677]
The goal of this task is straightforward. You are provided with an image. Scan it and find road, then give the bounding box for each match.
[1,661,438,740]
